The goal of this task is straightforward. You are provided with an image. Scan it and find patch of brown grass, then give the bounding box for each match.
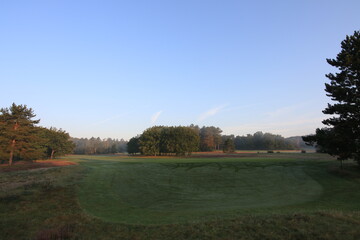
[0,160,77,173]
[191,153,256,158]
[35,224,75,240]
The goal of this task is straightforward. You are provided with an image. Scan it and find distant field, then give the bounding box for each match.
[1,153,360,239]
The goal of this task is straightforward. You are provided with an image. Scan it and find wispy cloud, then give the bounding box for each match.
[223,103,262,112]
[151,110,163,124]
[197,105,227,122]
[88,114,125,127]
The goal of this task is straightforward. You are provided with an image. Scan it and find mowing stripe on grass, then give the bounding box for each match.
[77,158,323,224]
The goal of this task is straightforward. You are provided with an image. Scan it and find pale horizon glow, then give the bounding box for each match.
[1,1,359,140]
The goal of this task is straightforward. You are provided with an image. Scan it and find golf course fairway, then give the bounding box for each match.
[76,156,329,224]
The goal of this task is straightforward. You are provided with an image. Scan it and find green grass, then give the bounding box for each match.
[77,160,323,224]
[1,153,360,239]
[74,154,360,225]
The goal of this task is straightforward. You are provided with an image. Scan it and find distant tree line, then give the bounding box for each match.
[71,137,127,154]
[0,103,74,165]
[128,126,306,156]
[225,132,299,150]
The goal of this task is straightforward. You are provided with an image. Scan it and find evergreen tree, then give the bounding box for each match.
[0,103,42,165]
[223,138,235,153]
[303,31,360,164]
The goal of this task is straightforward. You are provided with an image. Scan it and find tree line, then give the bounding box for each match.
[0,103,74,165]
[72,137,127,154]
[128,126,305,156]
[225,132,300,150]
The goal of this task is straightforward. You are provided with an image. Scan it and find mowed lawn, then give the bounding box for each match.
[75,154,360,224]
[1,153,360,239]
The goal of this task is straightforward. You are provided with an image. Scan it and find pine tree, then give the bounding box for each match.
[0,103,42,165]
[304,31,360,164]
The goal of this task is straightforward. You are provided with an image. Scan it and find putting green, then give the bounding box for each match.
[77,160,322,224]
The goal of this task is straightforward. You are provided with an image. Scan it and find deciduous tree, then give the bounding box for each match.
[40,127,74,159]
[200,126,222,151]
[139,126,163,156]
[136,126,199,156]
[127,136,140,155]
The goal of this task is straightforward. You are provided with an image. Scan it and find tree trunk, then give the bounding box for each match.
[9,139,16,166]
[50,149,55,160]
[9,122,19,166]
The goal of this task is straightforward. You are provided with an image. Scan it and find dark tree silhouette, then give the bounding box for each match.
[303,31,360,165]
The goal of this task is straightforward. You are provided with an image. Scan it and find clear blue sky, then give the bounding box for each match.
[1,0,359,140]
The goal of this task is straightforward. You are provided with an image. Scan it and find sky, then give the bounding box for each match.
[1,0,359,140]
